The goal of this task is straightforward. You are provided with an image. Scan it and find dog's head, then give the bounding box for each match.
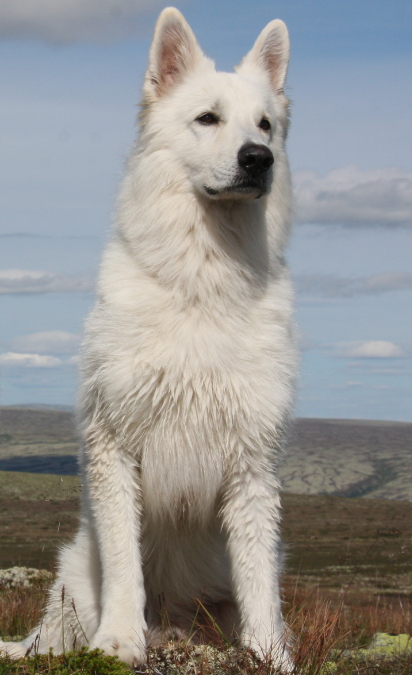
[140,8,290,202]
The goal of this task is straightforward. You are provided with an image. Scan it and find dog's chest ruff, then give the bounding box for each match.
[101,353,267,518]
[83,238,295,516]
[87,298,288,519]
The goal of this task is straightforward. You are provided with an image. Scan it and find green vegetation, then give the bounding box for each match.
[0,473,80,569]
[282,493,412,597]
[0,473,80,502]
[0,648,132,674]
[3,645,411,675]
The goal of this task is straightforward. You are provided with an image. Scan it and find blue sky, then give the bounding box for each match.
[0,0,411,420]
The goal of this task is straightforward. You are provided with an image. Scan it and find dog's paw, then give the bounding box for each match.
[253,646,293,673]
[90,633,147,668]
[269,650,294,674]
[242,635,293,673]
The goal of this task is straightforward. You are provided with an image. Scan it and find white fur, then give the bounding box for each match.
[1,8,296,672]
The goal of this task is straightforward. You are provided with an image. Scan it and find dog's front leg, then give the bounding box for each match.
[84,422,147,667]
[221,462,292,672]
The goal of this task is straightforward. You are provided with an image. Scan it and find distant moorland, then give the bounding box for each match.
[1,406,411,500]
[1,407,411,674]
[0,468,411,601]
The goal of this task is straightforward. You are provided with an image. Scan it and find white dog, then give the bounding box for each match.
[1,7,297,671]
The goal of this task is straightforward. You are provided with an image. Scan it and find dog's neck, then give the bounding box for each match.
[115,148,289,307]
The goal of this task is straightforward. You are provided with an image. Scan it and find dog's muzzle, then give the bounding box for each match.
[203,144,274,199]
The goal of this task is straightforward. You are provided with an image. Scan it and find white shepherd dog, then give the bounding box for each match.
[1,8,297,672]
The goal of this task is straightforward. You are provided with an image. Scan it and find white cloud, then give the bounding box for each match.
[9,331,80,355]
[0,352,62,368]
[361,272,412,293]
[0,269,94,294]
[336,341,406,359]
[332,381,364,389]
[295,272,412,298]
[0,0,162,44]
[368,367,409,375]
[294,166,412,228]
[297,331,316,352]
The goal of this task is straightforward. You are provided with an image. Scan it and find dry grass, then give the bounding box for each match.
[282,581,412,673]
[284,580,412,642]
[0,588,46,640]
[1,579,411,674]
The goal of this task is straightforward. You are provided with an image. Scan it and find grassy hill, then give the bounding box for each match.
[279,417,412,501]
[0,471,411,609]
[1,406,411,500]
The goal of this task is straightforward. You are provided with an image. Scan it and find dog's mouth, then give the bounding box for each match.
[204,180,267,200]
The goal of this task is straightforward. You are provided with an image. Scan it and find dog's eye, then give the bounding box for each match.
[258,118,271,132]
[196,113,219,125]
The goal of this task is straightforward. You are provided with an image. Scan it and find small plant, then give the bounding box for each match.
[0,647,133,674]
[0,569,53,592]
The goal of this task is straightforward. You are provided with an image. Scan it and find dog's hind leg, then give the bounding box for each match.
[0,522,101,658]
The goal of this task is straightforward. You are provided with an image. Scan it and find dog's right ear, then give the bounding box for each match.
[237,19,290,94]
[143,8,204,101]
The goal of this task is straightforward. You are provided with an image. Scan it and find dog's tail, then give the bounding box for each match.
[0,638,29,659]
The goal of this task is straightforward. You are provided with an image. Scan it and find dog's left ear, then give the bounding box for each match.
[237,20,290,93]
[144,7,205,101]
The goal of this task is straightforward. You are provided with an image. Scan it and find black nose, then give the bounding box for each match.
[238,144,274,174]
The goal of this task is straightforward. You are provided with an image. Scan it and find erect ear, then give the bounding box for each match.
[237,19,290,93]
[143,7,205,101]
